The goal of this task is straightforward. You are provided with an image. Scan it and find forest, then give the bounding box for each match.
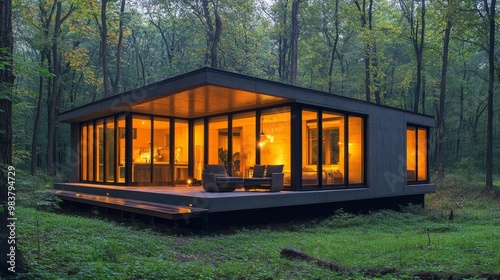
[0,1,500,278]
[2,0,500,184]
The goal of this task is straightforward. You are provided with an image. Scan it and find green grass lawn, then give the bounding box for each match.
[13,175,500,279]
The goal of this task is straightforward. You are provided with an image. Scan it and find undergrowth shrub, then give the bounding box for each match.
[16,172,61,212]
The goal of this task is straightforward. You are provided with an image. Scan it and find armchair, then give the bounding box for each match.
[202,164,244,192]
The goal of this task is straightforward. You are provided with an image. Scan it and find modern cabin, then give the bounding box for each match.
[55,68,435,220]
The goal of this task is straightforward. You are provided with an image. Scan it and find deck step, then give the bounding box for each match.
[55,190,208,220]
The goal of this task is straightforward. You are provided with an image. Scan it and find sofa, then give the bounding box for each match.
[243,164,285,192]
[302,166,343,185]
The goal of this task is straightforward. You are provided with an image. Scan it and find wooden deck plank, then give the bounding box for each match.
[55,190,208,220]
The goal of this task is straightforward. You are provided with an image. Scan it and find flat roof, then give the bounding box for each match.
[59,68,434,124]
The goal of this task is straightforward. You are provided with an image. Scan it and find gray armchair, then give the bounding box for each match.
[202,164,244,192]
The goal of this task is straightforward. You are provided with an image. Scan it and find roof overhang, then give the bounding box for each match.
[59,68,293,123]
[59,67,436,128]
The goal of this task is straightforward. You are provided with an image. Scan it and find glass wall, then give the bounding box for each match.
[79,105,364,189]
[208,116,228,167]
[153,118,170,184]
[132,116,152,184]
[193,119,205,181]
[96,120,104,182]
[81,125,88,181]
[417,128,427,181]
[88,123,94,181]
[407,126,428,183]
[117,116,126,182]
[174,119,189,182]
[322,112,345,185]
[301,109,364,188]
[81,116,124,184]
[348,116,364,184]
[302,110,319,186]
[260,107,291,185]
[105,117,115,183]
[233,112,256,178]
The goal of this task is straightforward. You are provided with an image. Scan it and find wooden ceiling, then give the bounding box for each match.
[130,85,290,118]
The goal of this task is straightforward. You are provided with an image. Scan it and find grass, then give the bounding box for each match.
[11,174,500,279]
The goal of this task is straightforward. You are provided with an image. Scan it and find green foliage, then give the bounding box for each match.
[16,172,61,212]
[11,173,500,279]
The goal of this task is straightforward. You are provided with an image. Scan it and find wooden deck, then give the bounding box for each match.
[55,190,208,221]
[54,182,434,224]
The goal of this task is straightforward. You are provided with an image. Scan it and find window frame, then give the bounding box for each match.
[406,124,429,184]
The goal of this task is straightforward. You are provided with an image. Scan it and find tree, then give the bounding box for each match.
[354,0,375,103]
[436,0,453,179]
[269,0,291,82]
[398,0,426,113]
[184,0,222,68]
[482,0,496,188]
[0,0,16,275]
[290,0,301,85]
[101,0,111,97]
[31,1,55,176]
[46,1,74,177]
[100,0,127,97]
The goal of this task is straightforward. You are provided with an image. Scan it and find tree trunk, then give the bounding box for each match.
[290,0,300,85]
[437,17,452,180]
[278,0,289,82]
[211,1,222,68]
[46,2,72,176]
[456,69,466,159]
[399,0,425,113]
[414,0,425,113]
[422,73,426,114]
[200,0,222,68]
[101,0,110,97]
[111,0,126,96]
[0,0,16,275]
[150,18,173,66]
[372,42,381,104]
[31,53,46,175]
[485,0,495,188]
[131,30,146,86]
[354,0,373,102]
[328,0,340,94]
[32,2,54,175]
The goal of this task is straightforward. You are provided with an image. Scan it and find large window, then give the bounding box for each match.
[81,115,125,184]
[302,110,320,185]
[208,116,228,166]
[233,112,256,178]
[348,116,364,184]
[302,109,365,187]
[174,119,189,182]
[193,119,205,181]
[132,116,152,184]
[407,126,428,183]
[132,115,176,185]
[260,107,291,185]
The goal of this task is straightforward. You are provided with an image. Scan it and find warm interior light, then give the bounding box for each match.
[260,117,265,137]
[269,119,275,143]
[187,179,192,185]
